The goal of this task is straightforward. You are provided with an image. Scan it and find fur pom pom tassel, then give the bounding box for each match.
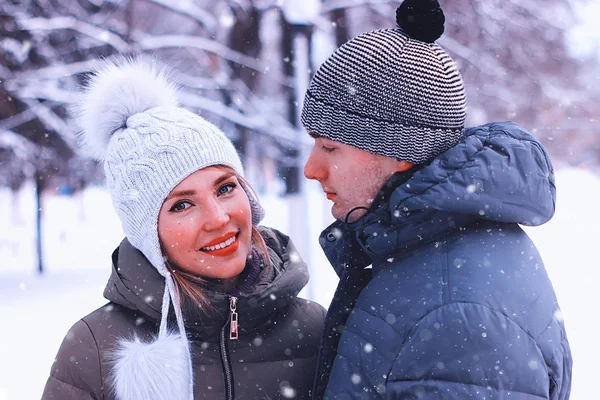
[109,332,191,400]
[74,56,180,161]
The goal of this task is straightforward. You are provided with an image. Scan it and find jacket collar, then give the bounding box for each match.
[321,121,556,266]
[104,227,309,339]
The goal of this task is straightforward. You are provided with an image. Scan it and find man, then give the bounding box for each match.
[301,0,572,399]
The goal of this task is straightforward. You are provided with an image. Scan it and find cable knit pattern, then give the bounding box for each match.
[103,106,264,274]
[301,28,467,164]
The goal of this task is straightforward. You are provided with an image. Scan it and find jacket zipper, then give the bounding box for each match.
[219,296,238,400]
[229,296,239,340]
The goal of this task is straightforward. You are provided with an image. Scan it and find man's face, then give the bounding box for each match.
[304,137,412,222]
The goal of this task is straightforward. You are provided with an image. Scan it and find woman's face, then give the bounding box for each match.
[158,166,253,279]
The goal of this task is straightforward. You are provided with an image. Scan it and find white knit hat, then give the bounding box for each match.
[75,56,264,399]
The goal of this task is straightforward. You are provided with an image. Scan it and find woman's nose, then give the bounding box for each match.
[202,201,230,231]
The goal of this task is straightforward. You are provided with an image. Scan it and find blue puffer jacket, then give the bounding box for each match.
[315,122,572,399]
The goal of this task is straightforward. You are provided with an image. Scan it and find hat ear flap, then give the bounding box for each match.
[239,179,265,225]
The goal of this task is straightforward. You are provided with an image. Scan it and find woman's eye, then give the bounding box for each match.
[322,145,335,153]
[217,183,237,196]
[169,201,192,212]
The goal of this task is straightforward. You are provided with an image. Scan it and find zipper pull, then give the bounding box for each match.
[229,296,239,340]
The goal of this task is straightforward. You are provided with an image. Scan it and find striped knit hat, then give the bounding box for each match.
[301,0,467,164]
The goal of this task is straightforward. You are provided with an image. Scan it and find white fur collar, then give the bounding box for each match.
[109,332,191,399]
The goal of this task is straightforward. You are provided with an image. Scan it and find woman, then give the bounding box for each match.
[41,57,325,400]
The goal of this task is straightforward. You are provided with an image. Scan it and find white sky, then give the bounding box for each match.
[568,1,600,59]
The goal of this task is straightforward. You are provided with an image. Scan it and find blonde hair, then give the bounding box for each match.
[164,168,270,309]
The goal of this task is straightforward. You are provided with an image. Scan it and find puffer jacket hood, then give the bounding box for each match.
[104,227,310,339]
[350,121,556,261]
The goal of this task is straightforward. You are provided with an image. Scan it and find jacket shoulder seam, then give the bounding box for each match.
[403,301,536,348]
[79,318,105,400]
[385,301,540,381]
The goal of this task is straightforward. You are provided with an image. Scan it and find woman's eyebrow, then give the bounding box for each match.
[165,171,235,201]
[213,171,235,186]
[166,189,196,201]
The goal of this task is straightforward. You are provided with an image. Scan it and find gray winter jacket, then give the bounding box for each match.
[42,227,325,400]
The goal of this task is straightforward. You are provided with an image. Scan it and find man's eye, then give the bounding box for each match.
[322,145,335,153]
[217,183,237,196]
[169,201,192,212]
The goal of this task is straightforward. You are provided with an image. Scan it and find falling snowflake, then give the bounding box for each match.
[280,382,297,398]
[289,251,301,263]
[219,11,235,28]
[385,314,396,324]
[528,360,539,370]
[553,309,564,322]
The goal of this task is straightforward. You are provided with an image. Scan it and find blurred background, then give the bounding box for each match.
[1,0,599,399]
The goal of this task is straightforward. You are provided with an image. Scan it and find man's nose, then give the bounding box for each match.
[304,147,326,181]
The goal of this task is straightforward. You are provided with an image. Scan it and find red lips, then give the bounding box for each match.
[201,232,237,248]
[200,232,239,257]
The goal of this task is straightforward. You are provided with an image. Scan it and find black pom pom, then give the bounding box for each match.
[396,0,445,43]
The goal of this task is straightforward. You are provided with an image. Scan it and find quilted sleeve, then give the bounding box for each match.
[41,319,102,400]
[386,302,550,399]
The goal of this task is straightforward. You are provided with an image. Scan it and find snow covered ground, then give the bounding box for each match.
[0,167,597,399]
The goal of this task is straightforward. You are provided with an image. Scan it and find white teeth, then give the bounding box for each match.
[202,235,236,251]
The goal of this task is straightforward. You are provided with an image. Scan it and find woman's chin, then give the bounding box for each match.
[198,258,248,280]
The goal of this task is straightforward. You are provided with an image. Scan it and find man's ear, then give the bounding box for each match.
[395,160,414,172]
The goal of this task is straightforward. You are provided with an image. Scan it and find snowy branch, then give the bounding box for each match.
[0,130,38,159]
[321,0,396,13]
[17,17,130,52]
[504,0,573,30]
[13,84,79,105]
[179,91,312,148]
[22,99,77,149]
[0,99,76,151]
[435,35,508,75]
[0,109,37,133]
[0,63,14,80]
[12,59,100,81]
[136,35,293,86]
[144,0,218,33]
[8,77,309,148]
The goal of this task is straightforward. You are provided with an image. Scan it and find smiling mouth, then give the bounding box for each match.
[201,234,237,251]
